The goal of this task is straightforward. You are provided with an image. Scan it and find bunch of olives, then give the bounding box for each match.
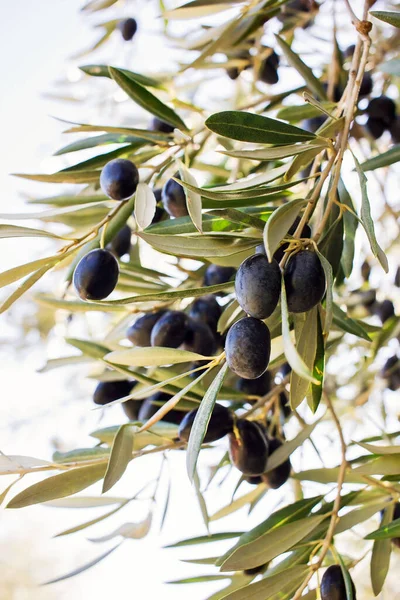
[225,221,325,380]
[366,95,399,142]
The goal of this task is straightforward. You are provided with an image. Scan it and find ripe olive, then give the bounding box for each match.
[320,565,356,600]
[303,116,325,133]
[150,310,190,348]
[203,264,236,288]
[229,419,269,476]
[107,224,131,258]
[189,295,222,332]
[74,249,119,301]
[367,96,397,127]
[361,260,371,282]
[100,158,139,201]
[391,503,400,548]
[138,392,183,425]
[93,380,135,406]
[122,399,141,421]
[182,319,217,356]
[178,403,234,443]
[127,310,167,346]
[262,437,291,489]
[161,176,188,218]
[243,563,268,576]
[118,18,137,41]
[279,391,291,418]
[373,299,395,324]
[359,72,373,97]
[236,371,272,396]
[226,317,271,379]
[235,254,281,319]
[284,250,326,313]
[259,51,279,85]
[151,118,175,134]
[366,117,386,140]
[390,117,400,144]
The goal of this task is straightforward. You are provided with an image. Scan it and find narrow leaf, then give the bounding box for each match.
[108,67,187,130]
[176,160,202,233]
[371,506,393,595]
[134,183,156,231]
[106,346,212,367]
[360,145,400,171]
[264,420,320,473]
[263,198,307,262]
[186,362,229,481]
[370,11,400,27]
[103,424,135,493]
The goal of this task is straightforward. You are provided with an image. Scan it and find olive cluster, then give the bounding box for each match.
[366,95,399,142]
[226,219,325,380]
[178,403,291,490]
[126,294,222,356]
[320,565,357,600]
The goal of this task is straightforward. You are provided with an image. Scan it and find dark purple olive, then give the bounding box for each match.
[229,419,269,476]
[359,72,373,97]
[107,224,131,258]
[138,392,183,425]
[284,250,326,313]
[178,403,234,443]
[189,295,222,332]
[93,380,135,406]
[367,96,397,127]
[236,371,272,396]
[235,254,281,319]
[151,118,175,134]
[366,117,386,139]
[161,175,188,218]
[225,317,271,379]
[182,319,217,356]
[150,310,190,348]
[373,299,395,324]
[203,264,236,288]
[118,18,137,41]
[127,310,167,347]
[100,159,139,201]
[320,565,356,600]
[74,249,119,301]
[262,437,291,489]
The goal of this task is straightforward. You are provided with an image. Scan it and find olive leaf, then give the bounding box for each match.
[220,142,327,161]
[370,10,400,28]
[359,145,400,171]
[108,67,187,130]
[102,424,136,493]
[134,183,157,231]
[371,505,393,596]
[105,346,213,367]
[353,153,388,273]
[7,463,107,508]
[164,531,244,548]
[263,198,307,262]
[206,111,316,145]
[176,159,203,233]
[280,277,320,384]
[263,419,320,473]
[186,362,229,481]
[365,516,400,540]
[219,566,310,600]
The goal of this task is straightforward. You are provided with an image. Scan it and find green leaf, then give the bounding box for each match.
[315,250,333,334]
[210,485,267,522]
[205,111,316,145]
[220,513,327,571]
[370,10,400,27]
[353,153,388,272]
[289,309,319,409]
[102,424,136,493]
[308,310,325,412]
[332,304,371,341]
[221,142,326,161]
[135,183,156,231]
[164,531,244,548]
[354,455,400,476]
[356,442,400,455]
[106,346,212,367]
[80,65,163,88]
[186,362,228,481]
[281,277,319,384]
[66,338,110,359]
[263,198,307,262]
[54,502,125,537]
[264,419,320,473]
[139,231,258,259]
[360,144,400,171]
[277,102,336,123]
[0,224,65,240]
[335,499,391,535]
[338,180,358,278]
[7,463,107,508]
[366,516,400,540]
[371,505,393,595]
[13,170,100,184]
[0,265,52,314]
[42,543,122,585]
[176,162,203,233]
[336,553,355,600]
[0,252,70,289]
[220,566,310,600]
[274,35,326,99]
[46,496,126,508]
[163,0,242,19]
[108,67,187,130]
